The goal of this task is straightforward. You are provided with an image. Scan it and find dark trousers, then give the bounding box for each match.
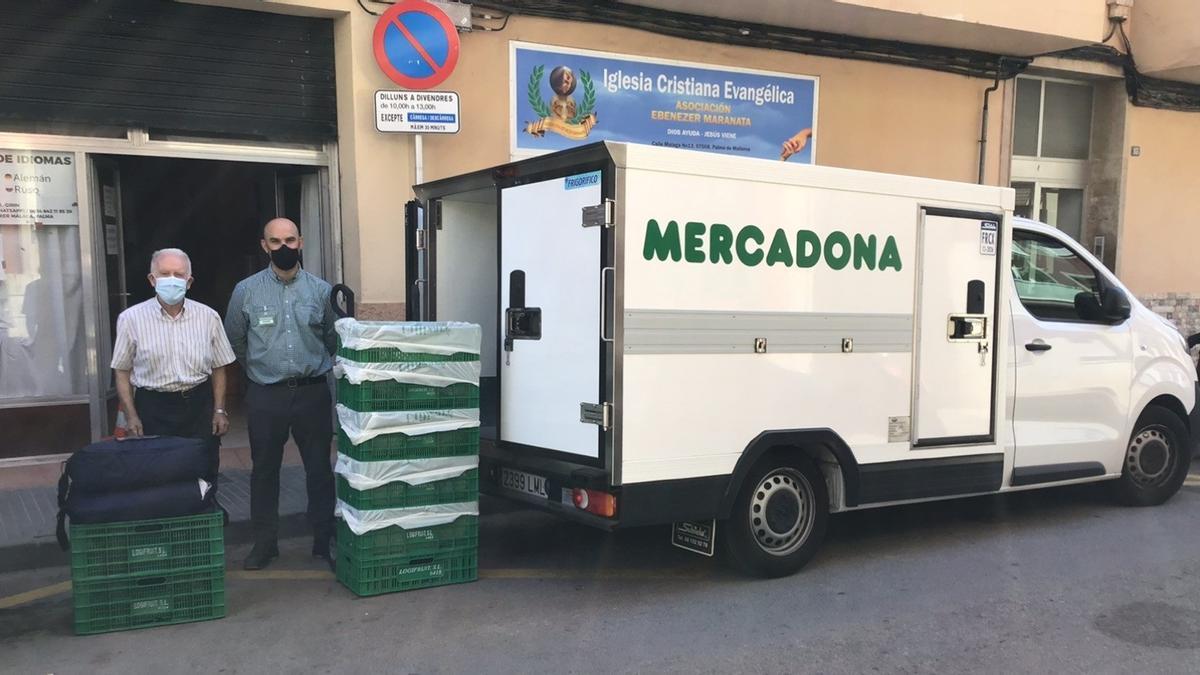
[246,379,334,545]
[134,380,219,481]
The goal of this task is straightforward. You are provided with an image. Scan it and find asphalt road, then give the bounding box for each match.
[3,476,1200,674]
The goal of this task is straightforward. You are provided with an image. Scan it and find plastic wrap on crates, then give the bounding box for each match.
[335,319,482,355]
[333,358,481,388]
[336,500,479,535]
[334,454,478,489]
[336,404,480,444]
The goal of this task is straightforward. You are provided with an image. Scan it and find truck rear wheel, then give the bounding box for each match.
[1112,405,1192,507]
[721,453,829,578]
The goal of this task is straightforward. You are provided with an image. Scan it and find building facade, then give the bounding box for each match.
[1,0,1198,458]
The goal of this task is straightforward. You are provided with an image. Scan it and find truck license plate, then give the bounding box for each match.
[500,467,548,499]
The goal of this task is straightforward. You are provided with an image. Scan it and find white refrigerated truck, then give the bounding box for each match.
[407,142,1197,577]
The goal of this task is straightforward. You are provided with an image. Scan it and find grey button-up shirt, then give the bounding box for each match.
[224,268,337,385]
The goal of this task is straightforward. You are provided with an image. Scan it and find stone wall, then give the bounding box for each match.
[1141,294,1200,338]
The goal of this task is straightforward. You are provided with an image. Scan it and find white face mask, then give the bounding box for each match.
[155,276,187,305]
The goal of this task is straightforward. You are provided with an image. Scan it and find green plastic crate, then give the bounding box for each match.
[337,379,479,412]
[70,512,224,581]
[73,566,225,635]
[337,427,479,462]
[337,345,478,363]
[336,470,478,510]
[337,516,478,560]
[336,548,477,597]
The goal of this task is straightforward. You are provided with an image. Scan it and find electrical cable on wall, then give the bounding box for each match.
[472,0,1028,81]
[480,0,1200,113]
[356,0,381,16]
[472,9,512,32]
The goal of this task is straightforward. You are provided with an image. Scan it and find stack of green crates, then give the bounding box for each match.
[69,511,225,635]
[335,322,481,597]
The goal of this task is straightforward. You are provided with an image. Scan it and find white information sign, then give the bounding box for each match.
[0,150,78,226]
[375,90,460,134]
[979,220,998,256]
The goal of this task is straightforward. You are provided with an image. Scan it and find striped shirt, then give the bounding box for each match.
[111,298,236,392]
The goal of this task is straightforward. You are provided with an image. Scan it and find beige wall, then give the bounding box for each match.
[838,0,1107,42]
[1131,0,1200,84]
[338,13,1013,315]
[632,0,1107,55]
[424,16,1009,184]
[1117,105,1200,295]
[193,3,1019,317]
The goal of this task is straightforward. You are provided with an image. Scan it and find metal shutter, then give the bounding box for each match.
[0,0,337,141]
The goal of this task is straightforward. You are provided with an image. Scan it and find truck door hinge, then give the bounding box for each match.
[582,199,615,228]
[415,229,427,251]
[580,402,612,430]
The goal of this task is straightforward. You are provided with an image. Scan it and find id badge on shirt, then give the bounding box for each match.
[255,306,277,327]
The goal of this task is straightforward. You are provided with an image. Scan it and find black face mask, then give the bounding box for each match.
[269,245,301,271]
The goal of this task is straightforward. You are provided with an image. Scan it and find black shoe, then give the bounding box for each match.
[243,542,279,571]
[312,536,335,573]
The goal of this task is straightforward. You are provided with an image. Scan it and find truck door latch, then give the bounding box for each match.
[947,314,987,341]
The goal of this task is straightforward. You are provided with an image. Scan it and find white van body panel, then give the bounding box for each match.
[615,146,1012,486]
[417,143,1196,527]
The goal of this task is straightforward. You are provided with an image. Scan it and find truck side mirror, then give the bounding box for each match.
[1101,284,1131,323]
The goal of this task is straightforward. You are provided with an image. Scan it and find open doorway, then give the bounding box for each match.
[93,155,330,448]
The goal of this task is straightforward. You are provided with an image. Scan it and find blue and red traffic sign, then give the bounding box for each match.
[372,0,461,90]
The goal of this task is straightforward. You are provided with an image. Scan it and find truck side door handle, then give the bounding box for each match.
[1025,341,1052,352]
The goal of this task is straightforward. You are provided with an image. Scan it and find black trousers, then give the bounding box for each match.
[134,380,219,481]
[246,379,334,545]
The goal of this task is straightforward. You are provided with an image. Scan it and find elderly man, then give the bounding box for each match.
[226,218,338,571]
[111,248,236,479]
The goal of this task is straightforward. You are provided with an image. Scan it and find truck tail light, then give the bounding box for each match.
[571,488,617,518]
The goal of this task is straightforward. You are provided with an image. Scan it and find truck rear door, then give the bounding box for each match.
[498,170,612,465]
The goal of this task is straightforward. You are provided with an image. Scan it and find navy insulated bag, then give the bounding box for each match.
[56,436,216,550]
[65,481,215,525]
[60,436,211,493]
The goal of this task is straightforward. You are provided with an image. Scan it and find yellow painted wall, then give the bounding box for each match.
[425,16,1009,184]
[191,3,1015,316]
[838,0,1106,42]
[358,14,1011,313]
[1117,105,1200,295]
[1131,0,1200,84]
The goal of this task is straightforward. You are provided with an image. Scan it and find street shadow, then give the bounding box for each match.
[476,482,1128,582]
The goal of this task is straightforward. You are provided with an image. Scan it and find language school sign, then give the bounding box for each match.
[512,42,819,162]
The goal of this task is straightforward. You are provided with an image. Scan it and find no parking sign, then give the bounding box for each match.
[372,0,461,90]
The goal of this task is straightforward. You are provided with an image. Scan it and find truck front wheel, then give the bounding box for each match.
[1112,405,1192,507]
[721,453,829,578]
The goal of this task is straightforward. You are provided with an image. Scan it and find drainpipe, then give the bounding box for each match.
[977,62,1004,185]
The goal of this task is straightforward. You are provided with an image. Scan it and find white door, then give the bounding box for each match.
[914,212,1001,445]
[1009,229,1132,474]
[499,174,603,459]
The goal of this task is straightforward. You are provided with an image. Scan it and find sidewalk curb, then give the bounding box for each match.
[0,512,312,575]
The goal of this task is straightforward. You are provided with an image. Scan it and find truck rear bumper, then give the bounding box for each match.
[479,440,618,531]
[479,439,732,529]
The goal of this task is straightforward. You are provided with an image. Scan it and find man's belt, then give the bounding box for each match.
[263,374,329,388]
[141,380,212,399]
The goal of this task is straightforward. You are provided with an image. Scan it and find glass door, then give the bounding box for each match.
[1013,181,1085,243]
